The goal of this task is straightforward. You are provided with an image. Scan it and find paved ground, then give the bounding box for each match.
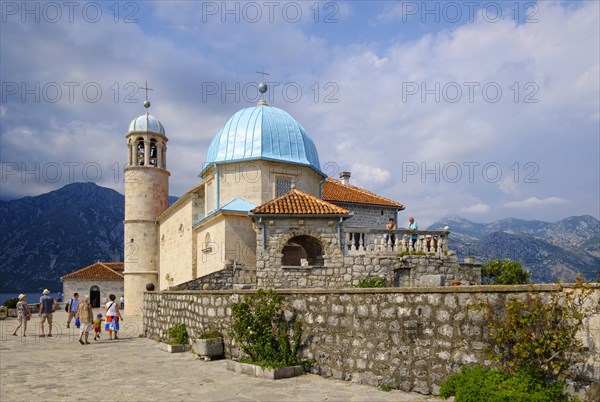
[1,312,448,402]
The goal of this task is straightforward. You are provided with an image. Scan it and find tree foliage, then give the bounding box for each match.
[230,289,303,368]
[481,258,530,285]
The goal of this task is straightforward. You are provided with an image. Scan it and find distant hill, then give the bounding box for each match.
[427,215,600,283]
[0,183,179,292]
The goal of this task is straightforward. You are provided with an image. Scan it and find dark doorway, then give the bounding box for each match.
[282,235,324,266]
[90,285,100,308]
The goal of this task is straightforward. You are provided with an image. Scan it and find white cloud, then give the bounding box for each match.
[498,177,519,195]
[505,197,570,209]
[0,1,597,224]
[350,163,391,186]
[460,203,491,214]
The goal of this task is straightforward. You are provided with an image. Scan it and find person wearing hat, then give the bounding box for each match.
[39,289,56,337]
[12,294,31,337]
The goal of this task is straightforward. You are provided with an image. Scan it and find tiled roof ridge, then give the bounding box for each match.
[61,262,124,280]
[251,189,350,215]
[323,178,403,208]
[186,182,205,194]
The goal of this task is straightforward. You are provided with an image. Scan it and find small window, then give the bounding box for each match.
[276,177,292,197]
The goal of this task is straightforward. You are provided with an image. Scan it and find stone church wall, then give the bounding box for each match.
[143,285,600,397]
[158,197,194,290]
[334,203,398,228]
[62,279,123,308]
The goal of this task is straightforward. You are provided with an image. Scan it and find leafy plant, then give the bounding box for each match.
[481,258,530,285]
[440,365,566,402]
[3,298,18,308]
[442,279,598,400]
[481,278,598,380]
[355,276,387,288]
[230,289,303,368]
[197,329,222,340]
[378,385,392,392]
[166,323,189,345]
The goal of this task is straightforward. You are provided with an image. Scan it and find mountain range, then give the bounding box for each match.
[0,183,598,292]
[427,215,599,283]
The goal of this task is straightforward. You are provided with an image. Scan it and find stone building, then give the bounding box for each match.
[60,262,124,308]
[123,90,478,314]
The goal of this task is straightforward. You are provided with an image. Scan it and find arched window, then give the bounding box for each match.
[282,235,324,267]
[150,139,157,166]
[136,137,145,166]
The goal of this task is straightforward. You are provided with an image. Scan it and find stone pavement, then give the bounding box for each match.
[1,312,448,402]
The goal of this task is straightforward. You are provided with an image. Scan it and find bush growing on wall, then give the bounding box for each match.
[441,279,599,400]
[230,289,303,368]
[355,276,387,288]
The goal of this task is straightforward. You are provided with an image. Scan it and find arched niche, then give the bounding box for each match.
[281,235,324,267]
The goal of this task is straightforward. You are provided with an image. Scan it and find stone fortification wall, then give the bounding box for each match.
[143,285,599,396]
[259,253,480,289]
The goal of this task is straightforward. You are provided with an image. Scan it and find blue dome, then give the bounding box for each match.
[205,106,322,175]
[128,113,165,135]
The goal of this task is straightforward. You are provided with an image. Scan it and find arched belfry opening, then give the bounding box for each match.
[282,235,324,267]
[150,139,158,166]
[136,137,145,166]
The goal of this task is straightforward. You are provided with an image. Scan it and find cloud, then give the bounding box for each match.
[498,177,518,195]
[460,203,491,214]
[350,163,391,186]
[0,1,597,224]
[505,197,570,209]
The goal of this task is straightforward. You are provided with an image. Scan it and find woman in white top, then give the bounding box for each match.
[104,294,123,340]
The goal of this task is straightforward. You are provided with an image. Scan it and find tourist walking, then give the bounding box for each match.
[39,289,56,337]
[119,295,124,310]
[77,296,94,345]
[105,294,123,340]
[66,293,80,328]
[12,294,31,337]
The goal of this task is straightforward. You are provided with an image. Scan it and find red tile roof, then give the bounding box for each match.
[61,262,124,280]
[251,189,350,215]
[186,183,205,194]
[322,178,404,208]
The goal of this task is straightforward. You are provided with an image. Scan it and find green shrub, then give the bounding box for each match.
[3,298,18,308]
[197,329,222,340]
[442,278,599,400]
[230,289,303,368]
[355,276,387,288]
[481,279,598,380]
[440,365,566,402]
[481,258,530,285]
[166,323,188,345]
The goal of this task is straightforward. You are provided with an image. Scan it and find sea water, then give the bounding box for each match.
[0,292,57,305]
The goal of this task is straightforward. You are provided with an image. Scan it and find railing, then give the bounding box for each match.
[342,227,450,256]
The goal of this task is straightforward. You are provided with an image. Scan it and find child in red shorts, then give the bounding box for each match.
[93,313,104,341]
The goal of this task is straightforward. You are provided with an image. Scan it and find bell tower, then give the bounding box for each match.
[123,84,169,316]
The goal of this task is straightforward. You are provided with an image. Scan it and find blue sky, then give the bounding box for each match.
[1,1,598,226]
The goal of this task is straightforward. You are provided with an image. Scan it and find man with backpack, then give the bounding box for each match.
[66,293,80,328]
